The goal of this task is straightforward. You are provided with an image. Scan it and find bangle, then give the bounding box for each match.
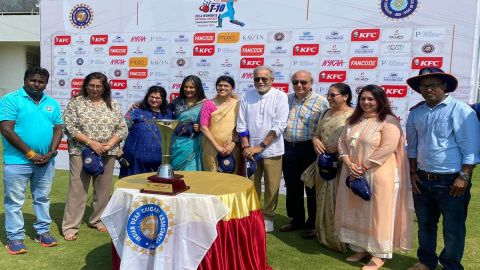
[25,150,36,159]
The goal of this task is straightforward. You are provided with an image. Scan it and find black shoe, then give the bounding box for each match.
[302,229,316,239]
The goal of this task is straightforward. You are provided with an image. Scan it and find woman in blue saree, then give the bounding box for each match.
[169,75,207,171]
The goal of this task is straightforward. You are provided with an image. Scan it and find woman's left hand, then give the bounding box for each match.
[224,142,235,155]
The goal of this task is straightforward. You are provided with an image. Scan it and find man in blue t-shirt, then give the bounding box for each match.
[0,67,63,255]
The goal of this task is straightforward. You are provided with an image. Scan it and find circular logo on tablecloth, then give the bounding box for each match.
[70,4,94,29]
[126,200,173,253]
[380,0,418,20]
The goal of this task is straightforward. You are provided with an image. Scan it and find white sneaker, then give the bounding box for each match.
[264,220,274,232]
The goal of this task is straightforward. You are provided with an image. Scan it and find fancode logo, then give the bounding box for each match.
[292,44,319,56]
[193,45,215,56]
[411,57,443,69]
[241,45,265,56]
[217,32,240,43]
[130,36,147,42]
[240,57,264,68]
[128,69,148,79]
[54,36,71,45]
[381,85,408,98]
[109,80,128,90]
[319,71,347,82]
[90,34,108,45]
[109,46,128,56]
[351,29,380,41]
[349,57,378,69]
[194,33,216,43]
[272,83,289,93]
[71,78,84,88]
[129,57,149,67]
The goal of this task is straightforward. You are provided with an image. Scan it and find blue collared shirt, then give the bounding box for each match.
[0,87,63,164]
[406,95,480,173]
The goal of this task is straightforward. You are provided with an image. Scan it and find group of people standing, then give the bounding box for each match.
[0,65,478,270]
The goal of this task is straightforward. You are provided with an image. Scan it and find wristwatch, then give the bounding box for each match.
[459,171,471,182]
[50,150,58,157]
[259,142,267,149]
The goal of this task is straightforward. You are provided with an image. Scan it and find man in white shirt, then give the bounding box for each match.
[237,66,289,232]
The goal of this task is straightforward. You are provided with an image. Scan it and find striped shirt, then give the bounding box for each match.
[284,92,328,142]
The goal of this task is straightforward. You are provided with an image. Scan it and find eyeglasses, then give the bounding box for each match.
[419,83,444,90]
[254,77,270,83]
[292,80,309,86]
[87,84,103,90]
[326,93,341,98]
[149,96,162,101]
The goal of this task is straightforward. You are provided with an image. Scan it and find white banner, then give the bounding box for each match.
[40,0,480,169]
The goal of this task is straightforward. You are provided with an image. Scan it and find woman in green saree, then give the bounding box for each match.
[169,75,207,171]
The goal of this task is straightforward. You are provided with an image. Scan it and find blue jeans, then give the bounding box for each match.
[413,172,470,270]
[3,160,55,240]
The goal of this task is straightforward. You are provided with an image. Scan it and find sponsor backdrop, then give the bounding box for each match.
[40,0,480,170]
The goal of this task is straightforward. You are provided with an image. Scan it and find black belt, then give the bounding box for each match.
[284,140,312,147]
[417,169,458,181]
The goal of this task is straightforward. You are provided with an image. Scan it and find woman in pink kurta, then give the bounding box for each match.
[335,85,413,270]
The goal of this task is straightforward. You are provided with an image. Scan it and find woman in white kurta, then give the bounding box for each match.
[335,85,413,270]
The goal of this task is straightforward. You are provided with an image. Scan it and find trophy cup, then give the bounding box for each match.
[140,119,190,195]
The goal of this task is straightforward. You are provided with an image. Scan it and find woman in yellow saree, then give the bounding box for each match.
[200,76,242,174]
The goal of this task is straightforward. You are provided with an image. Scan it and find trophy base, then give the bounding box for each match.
[140,174,189,195]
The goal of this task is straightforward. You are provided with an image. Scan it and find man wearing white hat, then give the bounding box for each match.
[406,67,480,270]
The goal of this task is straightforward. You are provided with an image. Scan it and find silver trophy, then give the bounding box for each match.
[155,119,179,178]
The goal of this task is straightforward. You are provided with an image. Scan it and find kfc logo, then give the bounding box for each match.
[351,29,380,41]
[193,45,215,56]
[90,35,108,45]
[349,57,378,69]
[240,57,264,69]
[241,45,265,56]
[71,78,84,88]
[381,85,408,98]
[292,44,319,56]
[109,46,128,56]
[109,80,128,90]
[272,83,289,93]
[194,33,216,44]
[319,71,347,82]
[54,35,71,45]
[128,69,148,79]
[411,57,443,69]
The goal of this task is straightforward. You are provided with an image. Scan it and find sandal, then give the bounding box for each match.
[362,257,385,270]
[406,263,430,270]
[64,234,77,241]
[346,251,371,262]
[88,223,108,233]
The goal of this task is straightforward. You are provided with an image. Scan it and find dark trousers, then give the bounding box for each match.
[282,140,316,229]
[413,171,471,270]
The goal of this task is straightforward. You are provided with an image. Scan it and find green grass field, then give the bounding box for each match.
[0,160,478,269]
